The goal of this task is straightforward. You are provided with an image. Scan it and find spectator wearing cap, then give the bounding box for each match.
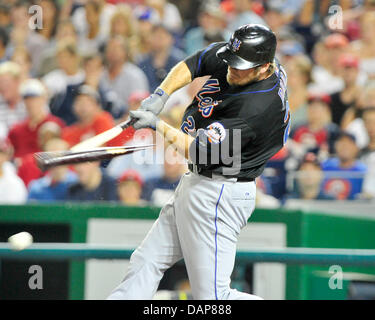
[263,1,297,39]
[62,85,130,148]
[329,53,361,127]
[310,34,350,95]
[42,40,86,125]
[28,138,78,202]
[67,160,118,202]
[0,138,27,204]
[288,153,333,200]
[138,24,185,92]
[101,36,149,115]
[291,93,340,156]
[7,78,64,159]
[117,169,147,206]
[321,132,367,200]
[184,4,229,56]
[0,61,27,139]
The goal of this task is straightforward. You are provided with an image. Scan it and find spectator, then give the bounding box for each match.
[329,53,362,127]
[9,0,47,75]
[67,161,118,202]
[226,0,267,32]
[35,0,59,44]
[38,19,79,77]
[109,4,139,61]
[284,54,312,129]
[0,61,27,139]
[62,85,128,148]
[263,1,295,38]
[291,93,340,157]
[79,0,110,54]
[117,169,146,206]
[42,40,85,125]
[83,53,125,120]
[0,137,27,204]
[184,3,228,56]
[71,0,116,50]
[7,78,64,159]
[101,36,149,115]
[359,107,375,162]
[28,138,78,202]
[17,120,62,187]
[138,24,185,92]
[142,147,187,206]
[145,0,183,33]
[359,106,375,198]
[310,34,349,95]
[321,132,367,200]
[289,153,332,200]
[343,81,375,148]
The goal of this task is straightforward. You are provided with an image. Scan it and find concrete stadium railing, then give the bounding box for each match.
[1,243,375,266]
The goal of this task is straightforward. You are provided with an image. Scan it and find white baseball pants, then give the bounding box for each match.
[107,171,262,300]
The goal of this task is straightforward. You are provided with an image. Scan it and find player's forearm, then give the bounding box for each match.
[158,61,192,96]
[156,120,194,160]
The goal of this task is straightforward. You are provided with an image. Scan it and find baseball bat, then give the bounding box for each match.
[70,117,138,152]
[34,144,154,171]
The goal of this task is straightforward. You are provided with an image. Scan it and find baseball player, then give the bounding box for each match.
[108,24,290,300]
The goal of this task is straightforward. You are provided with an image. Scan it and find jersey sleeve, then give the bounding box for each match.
[184,42,226,79]
[188,118,254,176]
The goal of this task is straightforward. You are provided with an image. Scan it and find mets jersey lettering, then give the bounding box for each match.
[196,79,222,118]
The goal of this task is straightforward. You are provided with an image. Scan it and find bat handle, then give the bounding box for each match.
[119,117,138,130]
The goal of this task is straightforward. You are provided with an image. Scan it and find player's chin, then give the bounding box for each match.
[226,74,241,86]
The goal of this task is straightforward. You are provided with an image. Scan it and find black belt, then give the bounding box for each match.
[188,163,255,182]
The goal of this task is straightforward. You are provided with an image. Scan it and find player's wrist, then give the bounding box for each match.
[154,87,169,104]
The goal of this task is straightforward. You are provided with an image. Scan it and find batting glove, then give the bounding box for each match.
[139,87,169,115]
[130,110,160,130]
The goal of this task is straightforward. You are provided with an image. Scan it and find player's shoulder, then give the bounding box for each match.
[231,74,283,119]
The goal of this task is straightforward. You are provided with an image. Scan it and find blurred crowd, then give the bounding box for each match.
[0,0,375,207]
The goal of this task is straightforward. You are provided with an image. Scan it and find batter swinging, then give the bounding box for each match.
[108,24,290,300]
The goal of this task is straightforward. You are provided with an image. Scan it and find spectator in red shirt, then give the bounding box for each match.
[7,78,65,159]
[17,121,62,186]
[62,85,133,148]
[291,93,340,156]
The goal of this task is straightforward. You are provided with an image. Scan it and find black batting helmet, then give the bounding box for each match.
[216,24,277,70]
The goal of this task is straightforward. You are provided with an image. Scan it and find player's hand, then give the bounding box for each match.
[130,110,160,130]
[139,88,169,115]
